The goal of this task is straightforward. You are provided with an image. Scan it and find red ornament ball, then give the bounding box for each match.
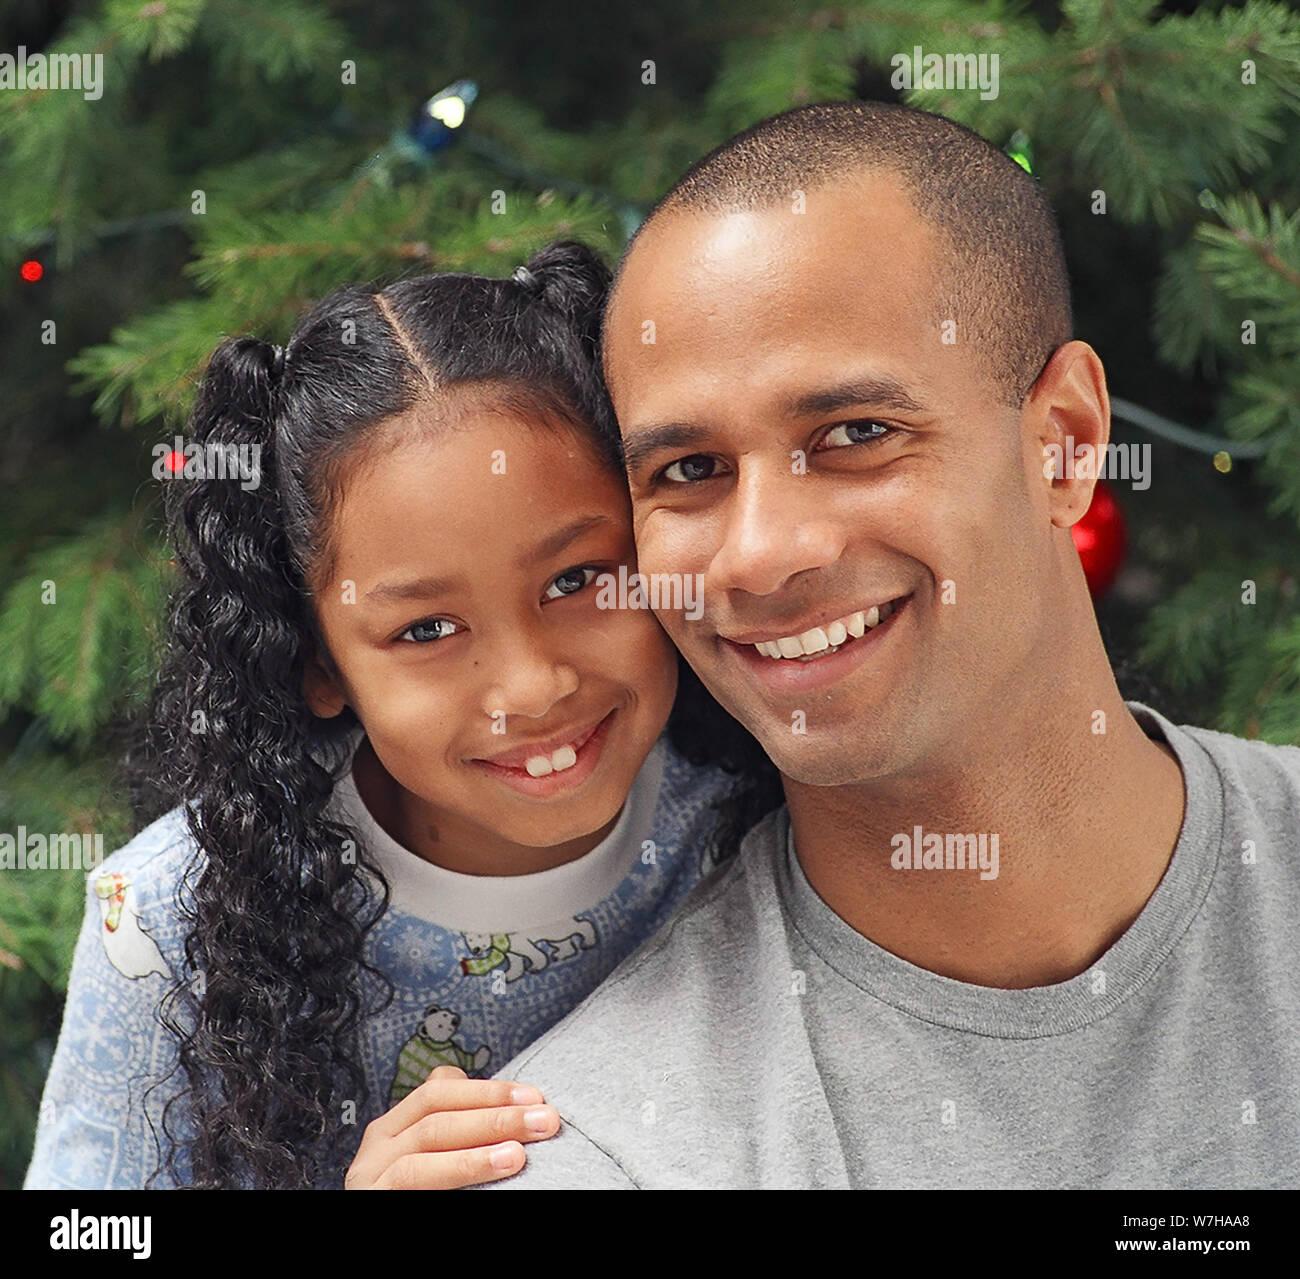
[1072,478,1127,597]
[20,260,43,282]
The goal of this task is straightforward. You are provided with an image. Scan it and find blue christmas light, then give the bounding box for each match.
[408,79,478,154]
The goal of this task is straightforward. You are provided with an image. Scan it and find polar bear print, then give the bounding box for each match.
[459,916,598,983]
[389,1004,492,1105]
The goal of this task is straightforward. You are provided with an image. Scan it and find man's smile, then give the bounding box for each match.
[721,592,912,658]
[719,594,914,692]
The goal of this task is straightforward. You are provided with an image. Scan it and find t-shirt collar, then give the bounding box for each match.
[772,702,1223,1037]
[332,735,667,933]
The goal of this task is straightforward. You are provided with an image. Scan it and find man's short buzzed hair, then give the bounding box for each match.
[623,100,1073,407]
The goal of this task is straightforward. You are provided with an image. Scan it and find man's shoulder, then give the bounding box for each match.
[482,807,796,1189]
[1157,707,1300,814]
[1178,718,1300,782]
[1134,702,1300,795]
[482,805,853,1189]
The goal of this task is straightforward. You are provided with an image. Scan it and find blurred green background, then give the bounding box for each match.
[1,0,1298,1186]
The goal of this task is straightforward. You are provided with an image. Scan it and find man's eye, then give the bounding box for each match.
[398,618,459,643]
[662,455,718,483]
[820,421,891,449]
[543,566,598,601]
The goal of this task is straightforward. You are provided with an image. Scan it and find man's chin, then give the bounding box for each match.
[741,723,893,788]
[773,756,888,789]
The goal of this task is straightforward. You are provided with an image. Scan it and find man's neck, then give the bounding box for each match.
[782,684,1187,989]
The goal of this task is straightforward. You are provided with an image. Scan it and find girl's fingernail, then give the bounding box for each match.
[510,1085,543,1105]
[490,1142,520,1170]
[525,1106,554,1132]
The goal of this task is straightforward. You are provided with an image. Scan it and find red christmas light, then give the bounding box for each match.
[20,260,43,282]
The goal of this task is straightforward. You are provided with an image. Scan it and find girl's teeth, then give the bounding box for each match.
[523,743,580,777]
[846,611,866,638]
[826,620,848,646]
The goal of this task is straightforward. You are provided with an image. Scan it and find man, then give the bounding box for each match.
[483,101,1300,1189]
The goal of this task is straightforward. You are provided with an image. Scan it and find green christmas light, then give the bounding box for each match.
[1005,128,1033,174]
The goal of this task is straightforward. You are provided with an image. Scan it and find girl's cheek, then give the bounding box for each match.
[622,616,681,716]
[369,665,466,733]
[594,604,677,671]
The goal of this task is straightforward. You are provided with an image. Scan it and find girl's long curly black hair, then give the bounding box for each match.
[128,240,782,1190]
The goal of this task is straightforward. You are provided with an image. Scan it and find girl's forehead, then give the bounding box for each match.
[324,410,632,587]
[361,388,610,467]
[360,403,620,493]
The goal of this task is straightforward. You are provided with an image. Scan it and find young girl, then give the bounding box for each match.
[23,241,780,1191]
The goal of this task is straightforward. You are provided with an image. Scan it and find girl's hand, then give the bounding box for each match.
[345,1065,560,1189]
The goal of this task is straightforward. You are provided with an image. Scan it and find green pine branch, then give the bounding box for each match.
[0,511,169,745]
[0,0,350,264]
[68,187,622,430]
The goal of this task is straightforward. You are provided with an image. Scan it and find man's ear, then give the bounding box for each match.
[1026,340,1110,529]
[302,642,348,719]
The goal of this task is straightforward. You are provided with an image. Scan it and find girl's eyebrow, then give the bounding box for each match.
[527,514,616,564]
[365,573,465,605]
[363,516,615,605]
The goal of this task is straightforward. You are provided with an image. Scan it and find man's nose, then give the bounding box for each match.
[707,463,844,597]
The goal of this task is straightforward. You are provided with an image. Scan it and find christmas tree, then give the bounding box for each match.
[1,0,1297,1185]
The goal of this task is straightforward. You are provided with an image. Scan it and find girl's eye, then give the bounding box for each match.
[398,618,459,643]
[662,455,719,484]
[543,566,599,601]
[819,420,892,449]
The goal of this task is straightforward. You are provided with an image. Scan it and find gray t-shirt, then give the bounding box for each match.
[482,704,1300,1189]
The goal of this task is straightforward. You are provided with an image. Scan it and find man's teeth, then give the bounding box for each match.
[523,743,578,777]
[753,601,895,660]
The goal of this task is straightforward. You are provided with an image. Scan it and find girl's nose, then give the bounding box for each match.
[479,645,581,722]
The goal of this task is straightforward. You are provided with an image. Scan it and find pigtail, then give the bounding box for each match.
[510,241,621,458]
[516,239,610,348]
[138,336,392,1188]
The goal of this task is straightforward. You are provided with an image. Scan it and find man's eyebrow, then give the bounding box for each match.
[621,424,714,474]
[621,378,927,474]
[364,516,615,606]
[783,376,927,417]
